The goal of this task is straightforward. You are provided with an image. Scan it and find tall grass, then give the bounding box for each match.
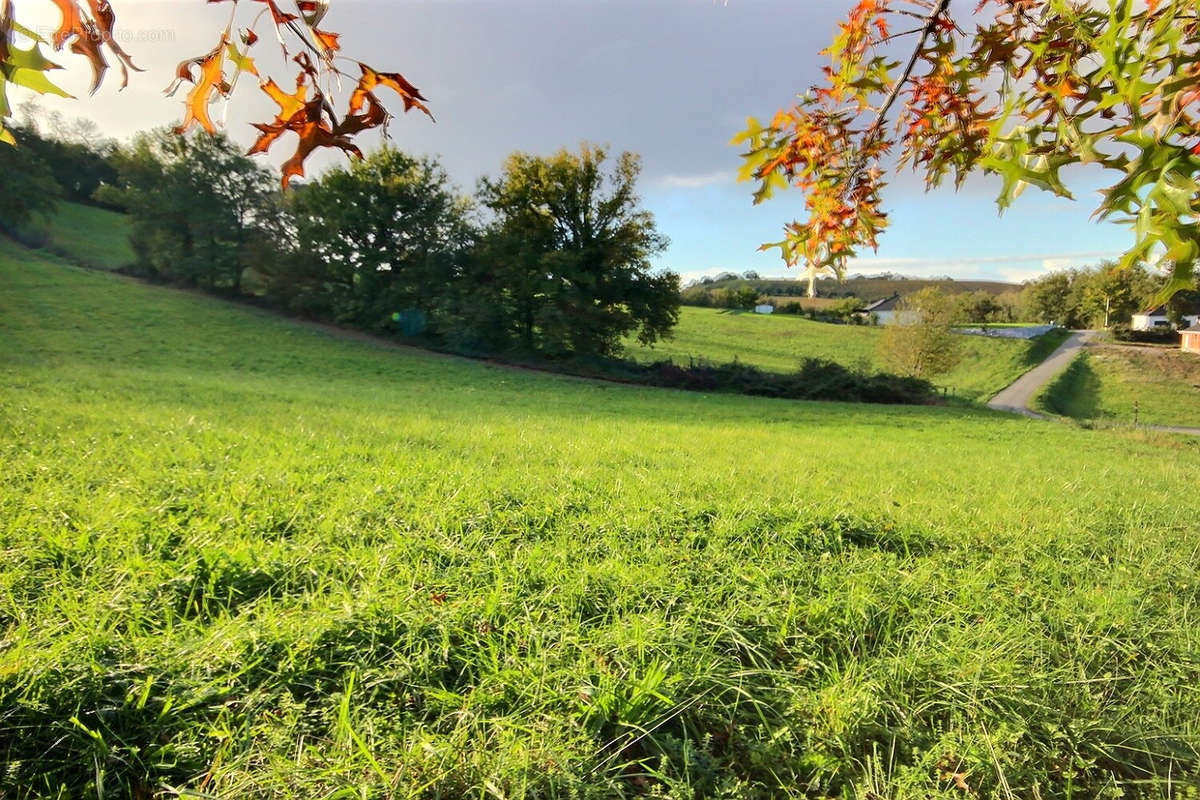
[2,242,1198,797]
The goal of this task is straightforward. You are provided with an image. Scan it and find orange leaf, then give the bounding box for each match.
[312,28,341,55]
[351,63,432,119]
[173,46,226,135]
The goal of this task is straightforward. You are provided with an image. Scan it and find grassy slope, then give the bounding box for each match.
[1038,344,1200,428]
[2,240,1199,797]
[630,307,1067,402]
[18,200,134,271]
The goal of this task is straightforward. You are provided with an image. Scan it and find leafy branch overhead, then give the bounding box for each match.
[735,0,1200,296]
[0,0,431,186]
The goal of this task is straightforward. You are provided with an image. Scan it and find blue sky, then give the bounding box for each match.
[13,0,1134,285]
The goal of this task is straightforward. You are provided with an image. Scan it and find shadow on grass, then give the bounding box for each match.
[1041,354,1104,419]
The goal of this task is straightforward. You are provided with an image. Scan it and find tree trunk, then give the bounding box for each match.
[522,303,534,351]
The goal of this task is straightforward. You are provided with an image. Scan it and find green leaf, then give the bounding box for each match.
[730,116,764,148]
[10,20,47,44]
[6,67,73,99]
[1154,262,1197,304]
[5,44,61,72]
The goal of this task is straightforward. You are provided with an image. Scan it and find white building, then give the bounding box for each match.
[1132,303,1200,331]
[1131,305,1173,331]
[859,294,908,325]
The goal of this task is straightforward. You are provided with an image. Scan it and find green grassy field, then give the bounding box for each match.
[629,307,1069,403]
[16,200,134,271]
[2,239,1199,798]
[1038,344,1200,428]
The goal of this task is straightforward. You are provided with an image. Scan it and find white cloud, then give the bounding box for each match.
[996,266,1053,284]
[659,171,734,189]
[843,251,1123,281]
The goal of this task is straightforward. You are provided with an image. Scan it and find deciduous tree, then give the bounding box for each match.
[99,128,278,290]
[281,148,473,327]
[878,286,962,377]
[1080,261,1146,328]
[0,0,431,186]
[1022,271,1076,326]
[475,145,679,357]
[736,1,1200,299]
[0,126,59,232]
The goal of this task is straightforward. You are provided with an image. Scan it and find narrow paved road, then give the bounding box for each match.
[987,330,1097,418]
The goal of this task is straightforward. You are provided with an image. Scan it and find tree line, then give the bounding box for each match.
[0,105,121,238]
[0,117,944,405]
[1021,263,1199,330]
[682,264,1195,329]
[3,115,681,361]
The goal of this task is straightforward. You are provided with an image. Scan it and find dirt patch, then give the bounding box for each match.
[1089,342,1200,389]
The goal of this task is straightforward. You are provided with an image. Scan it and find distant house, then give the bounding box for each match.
[1182,324,1200,354]
[859,294,902,325]
[754,303,775,315]
[1132,303,1200,331]
[1131,305,1173,330]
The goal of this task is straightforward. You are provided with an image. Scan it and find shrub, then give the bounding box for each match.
[553,356,937,405]
[1111,325,1180,344]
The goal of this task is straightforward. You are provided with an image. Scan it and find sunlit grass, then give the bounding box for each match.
[15,200,136,271]
[2,241,1198,798]
[628,307,1068,402]
[1038,344,1200,428]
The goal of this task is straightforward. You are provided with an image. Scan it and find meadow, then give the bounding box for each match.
[1038,344,1200,428]
[14,201,135,272]
[2,239,1199,798]
[627,307,1070,403]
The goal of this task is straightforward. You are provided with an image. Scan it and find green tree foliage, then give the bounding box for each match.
[1022,272,1077,327]
[99,129,278,292]
[15,102,118,205]
[878,287,963,378]
[473,144,679,357]
[70,136,682,362]
[1022,263,1162,328]
[279,148,473,328]
[0,126,59,232]
[956,290,1003,324]
[1081,262,1145,328]
[733,286,760,310]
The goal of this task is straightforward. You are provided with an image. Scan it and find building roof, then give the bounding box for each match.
[862,294,900,313]
[1139,300,1200,316]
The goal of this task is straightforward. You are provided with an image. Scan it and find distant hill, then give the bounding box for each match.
[692,274,1021,303]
